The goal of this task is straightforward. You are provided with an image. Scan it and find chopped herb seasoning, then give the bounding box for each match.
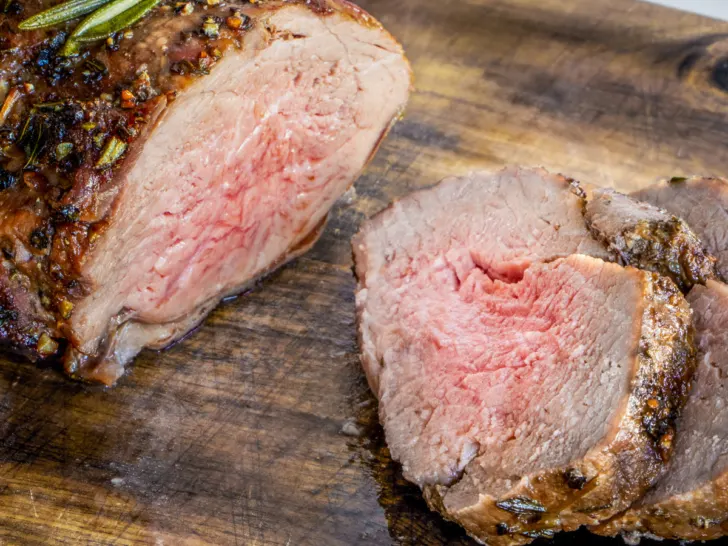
[59,298,74,319]
[19,116,48,168]
[174,2,193,15]
[36,332,59,355]
[96,136,127,168]
[93,133,107,148]
[520,529,555,539]
[495,497,547,515]
[202,16,221,38]
[55,142,74,161]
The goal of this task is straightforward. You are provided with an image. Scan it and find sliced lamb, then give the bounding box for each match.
[584,188,718,292]
[0,0,411,383]
[633,177,728,281]
[595,280,728,543]
[353,168,695,546]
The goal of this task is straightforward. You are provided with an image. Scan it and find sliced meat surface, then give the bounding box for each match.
[0,0,411,383]
[353,168,695,546]
[633,177,728,281]
[584,188,717,292]
[596,280,728,543]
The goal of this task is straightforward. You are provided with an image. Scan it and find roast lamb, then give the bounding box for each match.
[633,177,728,281]
[584,188,718,292]
[0,0,410,383]
[353,168,695,546]
[596,280,728,543]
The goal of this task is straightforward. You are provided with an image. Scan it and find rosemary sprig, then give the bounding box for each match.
[19,0,161,56]
[73,0,159,42]
[18,0,111,30]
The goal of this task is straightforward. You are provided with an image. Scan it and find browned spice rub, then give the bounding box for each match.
[595,280,728,543]
[584,188,718,292]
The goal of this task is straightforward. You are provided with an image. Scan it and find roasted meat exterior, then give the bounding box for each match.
[353,168,695,546]
[584,188,718,292]
[596,280,728,543]
[0,0,411,383]
[633,177,728,281]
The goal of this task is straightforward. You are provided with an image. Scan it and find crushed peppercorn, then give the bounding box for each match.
[30,228,50,250]
[0,168,17,190]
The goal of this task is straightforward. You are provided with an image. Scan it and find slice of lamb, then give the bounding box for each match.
[0,0,411,384]
[595,280,728,543]
[584,188,718,292]
[353,168,695,546]
[633,177,728,281]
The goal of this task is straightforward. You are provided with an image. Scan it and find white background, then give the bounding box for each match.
[647,0,728,20]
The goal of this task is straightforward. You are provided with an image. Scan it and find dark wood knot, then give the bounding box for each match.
[713,57,728,93]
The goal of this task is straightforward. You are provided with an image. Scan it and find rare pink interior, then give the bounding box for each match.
[365,252,642,487]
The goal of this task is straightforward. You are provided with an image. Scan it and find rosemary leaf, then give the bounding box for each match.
[59,38,81,56]
[23,118,47,168]
[96,136,127,169]
[71,0,159,43]
[18,0,112,30]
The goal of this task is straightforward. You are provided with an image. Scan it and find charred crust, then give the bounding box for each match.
[634,274,696,464]
[585,202,718,293]
[29,228,50,250]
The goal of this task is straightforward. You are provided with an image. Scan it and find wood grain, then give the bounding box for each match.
[2,0,728,544]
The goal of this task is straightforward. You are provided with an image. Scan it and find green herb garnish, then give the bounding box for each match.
[18,0,111,30]
[19,0,160,56]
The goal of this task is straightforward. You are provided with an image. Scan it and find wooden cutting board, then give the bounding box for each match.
[3,0,728,544]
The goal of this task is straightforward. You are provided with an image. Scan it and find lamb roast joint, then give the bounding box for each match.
[0,0,411,383]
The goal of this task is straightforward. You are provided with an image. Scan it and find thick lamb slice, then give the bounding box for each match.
[0,1,411,383]
[596,280,728,543]
[353,168,694,546]
[633,177,728,281]
[584,188,718,292]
